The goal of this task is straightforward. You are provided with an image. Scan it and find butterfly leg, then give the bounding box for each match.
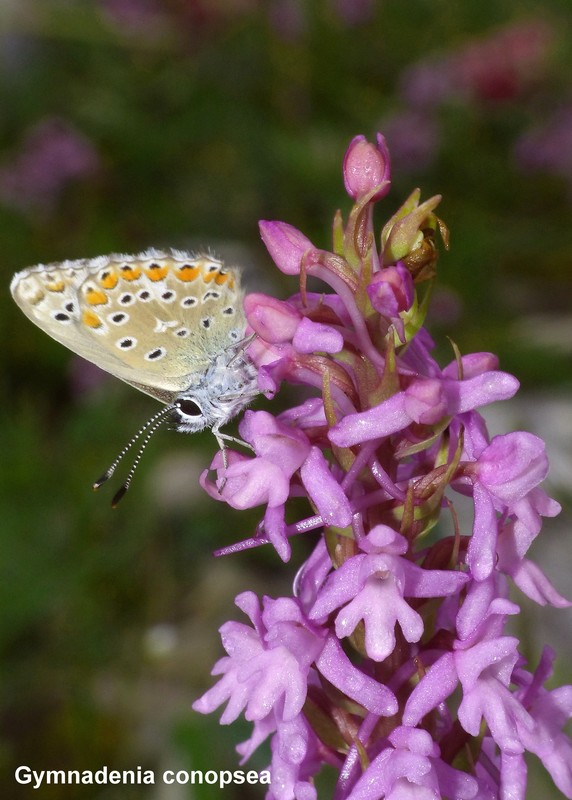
[213,429,254,454]
[212,427,254,492]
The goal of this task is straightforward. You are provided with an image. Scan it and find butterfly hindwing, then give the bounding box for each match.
[10,250,247,402]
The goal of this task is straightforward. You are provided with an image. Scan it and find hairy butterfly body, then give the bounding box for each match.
[10,249,258,503]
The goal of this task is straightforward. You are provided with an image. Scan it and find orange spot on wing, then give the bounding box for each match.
[99,270,118,290]
[176,265,200,282]
[145,263,169,281]
[85,288,108,305]
[215,272,230,286]
[46,280,65,292]
[83,310,103,328]
[119,265,142,281]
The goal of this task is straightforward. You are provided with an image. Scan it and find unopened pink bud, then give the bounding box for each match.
[343,133,391,201]
[367,263,414,317]
[244,293,301,343]
[259,220,314,275]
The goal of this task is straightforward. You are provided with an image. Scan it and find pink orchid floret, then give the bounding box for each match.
[347,726,479,800]
[265,714,321,800]
[192,592,325,724]
[455,638,533,753]
[329,370,519,447]
[201,410,310,508]
[516,659,572,796]
[193,133,570,800]
[309,526,468,662]
[465,432,557,580]
[473,432,550,502]
[402,635,535,755]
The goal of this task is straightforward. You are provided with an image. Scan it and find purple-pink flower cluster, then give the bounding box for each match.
[0,117,99,215]
[193,133,572,799]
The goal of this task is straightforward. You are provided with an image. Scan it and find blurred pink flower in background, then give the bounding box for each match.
[401,19,555,108]
[387,19,556,174]
[451,19,555,103]
[0,117,100,214]
[99,0,163,33]
[268,0,306,40]
[332,0,375,26]
[381,110,440,174]
[269,0,374,40]
[515,106,572,193]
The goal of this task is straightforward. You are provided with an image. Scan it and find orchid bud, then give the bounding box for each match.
[343,133,391,201]
[259,220,313,275]
[366,263,414,318]
[244,293,301,343]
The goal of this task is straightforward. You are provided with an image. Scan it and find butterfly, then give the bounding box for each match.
[10,249,258,504]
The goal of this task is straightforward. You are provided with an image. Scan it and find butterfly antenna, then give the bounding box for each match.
[93,404,174,493]
[110,411,169,507]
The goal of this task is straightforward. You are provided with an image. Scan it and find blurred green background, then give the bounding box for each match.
[1,1,572,797]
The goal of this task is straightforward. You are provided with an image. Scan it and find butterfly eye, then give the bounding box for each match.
[176,398,202,417]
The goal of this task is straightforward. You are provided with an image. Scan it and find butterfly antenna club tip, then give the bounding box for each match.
[111,482,129,508]
[93,469,113,491]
